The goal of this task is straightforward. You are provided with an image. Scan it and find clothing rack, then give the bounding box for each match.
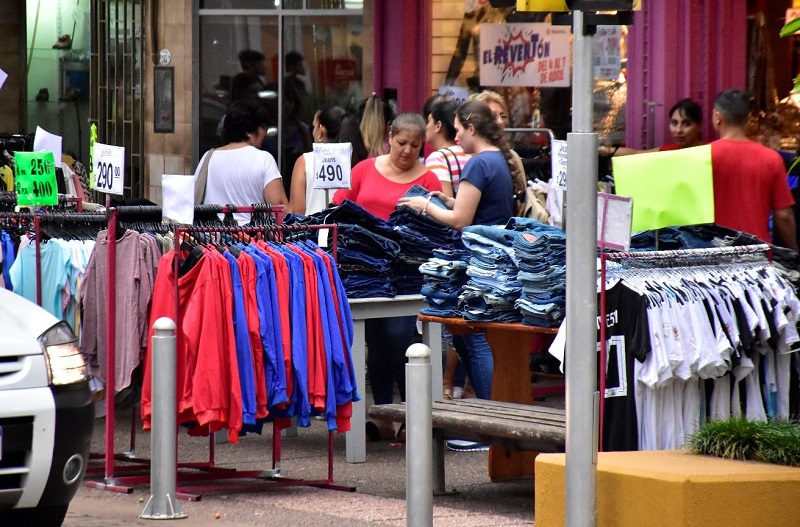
[91,204,286,491]
[597,243,772,451]
[86,205,354,500]
[160,221,347,498]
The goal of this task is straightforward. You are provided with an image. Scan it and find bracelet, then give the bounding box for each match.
[422,195,432,216]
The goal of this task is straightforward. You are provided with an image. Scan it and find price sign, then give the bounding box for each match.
[312,142,352,190]
[551,139,568,188]
[14,151,58,206]
[89,123,97,189]
[92,142,125,195]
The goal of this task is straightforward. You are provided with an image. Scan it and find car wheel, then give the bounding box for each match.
[0,504,69,527]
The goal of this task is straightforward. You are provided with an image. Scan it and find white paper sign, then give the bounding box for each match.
[33,126,62,171]
[551,139,568,188]
[597,192,633,251]
[312,142,352,190]
[438,85,470,105]
[92,142,125,195]
[593,26,622,80]
[479,23,571,87]
[161,174,195,225]
[0,68,7,91]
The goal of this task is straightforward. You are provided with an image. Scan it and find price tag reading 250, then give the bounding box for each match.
[312,142,352,190]
[13,151,58,206]
[92,142,125,195]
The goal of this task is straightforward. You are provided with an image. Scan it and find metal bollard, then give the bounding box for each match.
[140,318,187,520]
[406,343,433,527]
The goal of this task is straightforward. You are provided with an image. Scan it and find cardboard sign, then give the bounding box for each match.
[312,143,352,190]
[480,23,571,87]
[597,192,632,251]
[613,145,714,231]
[92,142,125,195]
[14,151,58,206]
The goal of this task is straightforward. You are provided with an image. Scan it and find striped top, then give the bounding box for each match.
[425,145,471,195]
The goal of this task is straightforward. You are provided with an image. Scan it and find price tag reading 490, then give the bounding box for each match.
[312,142,352,190]
[93,142,125,195]
[13,151,58,206]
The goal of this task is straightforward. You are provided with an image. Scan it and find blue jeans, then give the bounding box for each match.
[452,333,493,399]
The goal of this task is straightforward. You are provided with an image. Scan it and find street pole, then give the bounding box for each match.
[565,8,598,527]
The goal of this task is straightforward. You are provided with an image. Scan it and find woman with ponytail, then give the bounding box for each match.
[398,100,519,432]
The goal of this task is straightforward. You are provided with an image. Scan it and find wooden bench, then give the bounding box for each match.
[368,399,566,492]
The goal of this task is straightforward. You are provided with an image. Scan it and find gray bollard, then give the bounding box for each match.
[141,317,187,520]
[406,343,433,527]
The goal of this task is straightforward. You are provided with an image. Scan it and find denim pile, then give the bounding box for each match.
[459,224,522,323]
[309,200,401,298]
[388,205,464,295]
[628,223,762,251]
[419,248,471,318]
[506,218,567,327]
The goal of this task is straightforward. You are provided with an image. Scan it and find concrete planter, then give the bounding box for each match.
[535,450,800,527]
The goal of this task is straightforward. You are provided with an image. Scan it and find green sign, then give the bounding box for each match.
[14,151,58,206]
[89,123,97,189]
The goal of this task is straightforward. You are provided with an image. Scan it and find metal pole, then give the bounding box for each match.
[405,343,433,527]
[140,317,186,520]
[565,9,598,527]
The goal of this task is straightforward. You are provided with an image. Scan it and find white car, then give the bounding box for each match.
[0,288,94,526]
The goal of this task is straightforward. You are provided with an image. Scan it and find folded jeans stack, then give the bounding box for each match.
[419,247,471,318]
[459,224,522,323]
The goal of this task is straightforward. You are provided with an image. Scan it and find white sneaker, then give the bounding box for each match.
[452,386,464,399]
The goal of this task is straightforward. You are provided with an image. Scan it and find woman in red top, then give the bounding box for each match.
[333,113,441,219]
[333,112,441,441]
[600,98,704,156]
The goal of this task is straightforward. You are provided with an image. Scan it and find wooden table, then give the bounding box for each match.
[418,314,559,481]
[346,295,442,463]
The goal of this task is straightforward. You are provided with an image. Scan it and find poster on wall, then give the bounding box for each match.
[593,26,622,80]
[479,23,571,87]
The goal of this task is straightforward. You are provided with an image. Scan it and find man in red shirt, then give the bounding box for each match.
[710,89,797,250]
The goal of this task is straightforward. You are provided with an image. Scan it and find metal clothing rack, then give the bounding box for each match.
[597,243,772,451]
[161,221,348,498]
[86,205,353,498]
[87,203,285,493]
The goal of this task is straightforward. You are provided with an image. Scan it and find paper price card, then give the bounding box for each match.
[551,139,568,188]
[312,142,352,190]
[92,142,125,195]
[14,151,58,206]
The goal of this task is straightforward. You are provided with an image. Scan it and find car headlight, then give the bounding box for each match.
[38,321,89,386]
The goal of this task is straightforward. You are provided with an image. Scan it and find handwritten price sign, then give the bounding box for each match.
[92,142,125,195]
[312,142,352,190]
[14,151,58,206]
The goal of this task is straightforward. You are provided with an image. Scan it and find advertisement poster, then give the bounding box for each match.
[479,23,571,87]
[593,26,622,80]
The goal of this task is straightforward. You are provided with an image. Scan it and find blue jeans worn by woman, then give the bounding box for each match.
[365,316,417,405]
[452,333,493,399]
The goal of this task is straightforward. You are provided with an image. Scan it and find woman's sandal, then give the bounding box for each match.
[443,388,453,400]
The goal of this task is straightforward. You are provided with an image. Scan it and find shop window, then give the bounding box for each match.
[198,11,365,198]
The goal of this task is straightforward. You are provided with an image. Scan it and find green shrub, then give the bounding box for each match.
[687,419,800,467]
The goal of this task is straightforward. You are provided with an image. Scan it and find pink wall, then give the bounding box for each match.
[626,0,748,148]
[374,0,432,113]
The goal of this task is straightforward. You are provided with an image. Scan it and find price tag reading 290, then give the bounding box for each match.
[312,142,352,190]
[92,142,125,195]
[13,151,58,206]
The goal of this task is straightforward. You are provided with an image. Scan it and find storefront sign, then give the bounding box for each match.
[479,23,571,87]
[516,0,642,11]
[313,143,352,190]
[92,142,126,195]
[551,139,568,188]
[593,26,622,80]
[14,151,58,206]
[613,145,714,231]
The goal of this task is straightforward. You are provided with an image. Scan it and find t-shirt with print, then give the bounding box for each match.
[599,281,651,451]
